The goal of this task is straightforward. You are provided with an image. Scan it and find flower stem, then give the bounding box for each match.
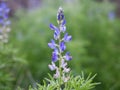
[58,25,63,89]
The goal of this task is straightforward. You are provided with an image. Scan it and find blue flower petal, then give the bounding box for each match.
[52,52,58,62]
[57,7,64,21]
[65,52,72,61]
[60,41,66,52]
[64,33,72,42]
[62,19,66,25]
[48,39,56,49]
[54,30,60,40]
[48,62,56,71]
[54,48,59,54]
[49,23,59,31]
[60,25,66,33]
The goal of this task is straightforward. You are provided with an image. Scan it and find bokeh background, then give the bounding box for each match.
[0,0,120,90]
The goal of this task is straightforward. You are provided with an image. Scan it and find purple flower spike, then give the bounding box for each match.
[0,2,10,13]
[65,52,72,61]
[48,39,56,49]
[52,52,58,62]
[64,33,72,42]
[0,2,10,26]
[48,7,72,79]
[60,41,66,52]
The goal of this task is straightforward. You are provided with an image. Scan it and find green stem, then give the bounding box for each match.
[58,24,63,89]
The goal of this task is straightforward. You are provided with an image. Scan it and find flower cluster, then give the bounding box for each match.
[0,2,11,43]
[48,7,72,82]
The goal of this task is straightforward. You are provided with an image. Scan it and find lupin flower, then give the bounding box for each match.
[63,67,70,73]
[48,7,72,82]
[60,41,66,52]
[0,2,10,26]
[48,62,57,71]
[52,51,58,62]
[63,33,72,42]
[61,59,67,68]
[49,24,60,40]
[54,68,60,78]
[64,52,72,61]
[49,23,58,31]
[54,30,60,40]
[57,7,65,22]
[0,2,10,43]
[60,24,66,32]
[48,39,56,49]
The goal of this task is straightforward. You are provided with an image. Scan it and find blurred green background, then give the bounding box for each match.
[0,0,120,90]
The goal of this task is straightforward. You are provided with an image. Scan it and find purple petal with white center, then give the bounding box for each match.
[57,7,64,21]
[52,52,58,62]
[48,39,56,49]
[60,41,66,52]
[54,30,60,40]
[54,68,60,78]
[48,62,56,71]
[63,67,70,73]
[65,52,72,61]
[54,48,59,55]
[61,59,67,68]
[64,33,72,42]
[60,25,66,33]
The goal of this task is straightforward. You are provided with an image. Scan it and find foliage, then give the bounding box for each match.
[29,73,99,90]
[0,43,28,90]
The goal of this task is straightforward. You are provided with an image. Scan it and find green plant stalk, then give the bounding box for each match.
[58,25,62,90]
